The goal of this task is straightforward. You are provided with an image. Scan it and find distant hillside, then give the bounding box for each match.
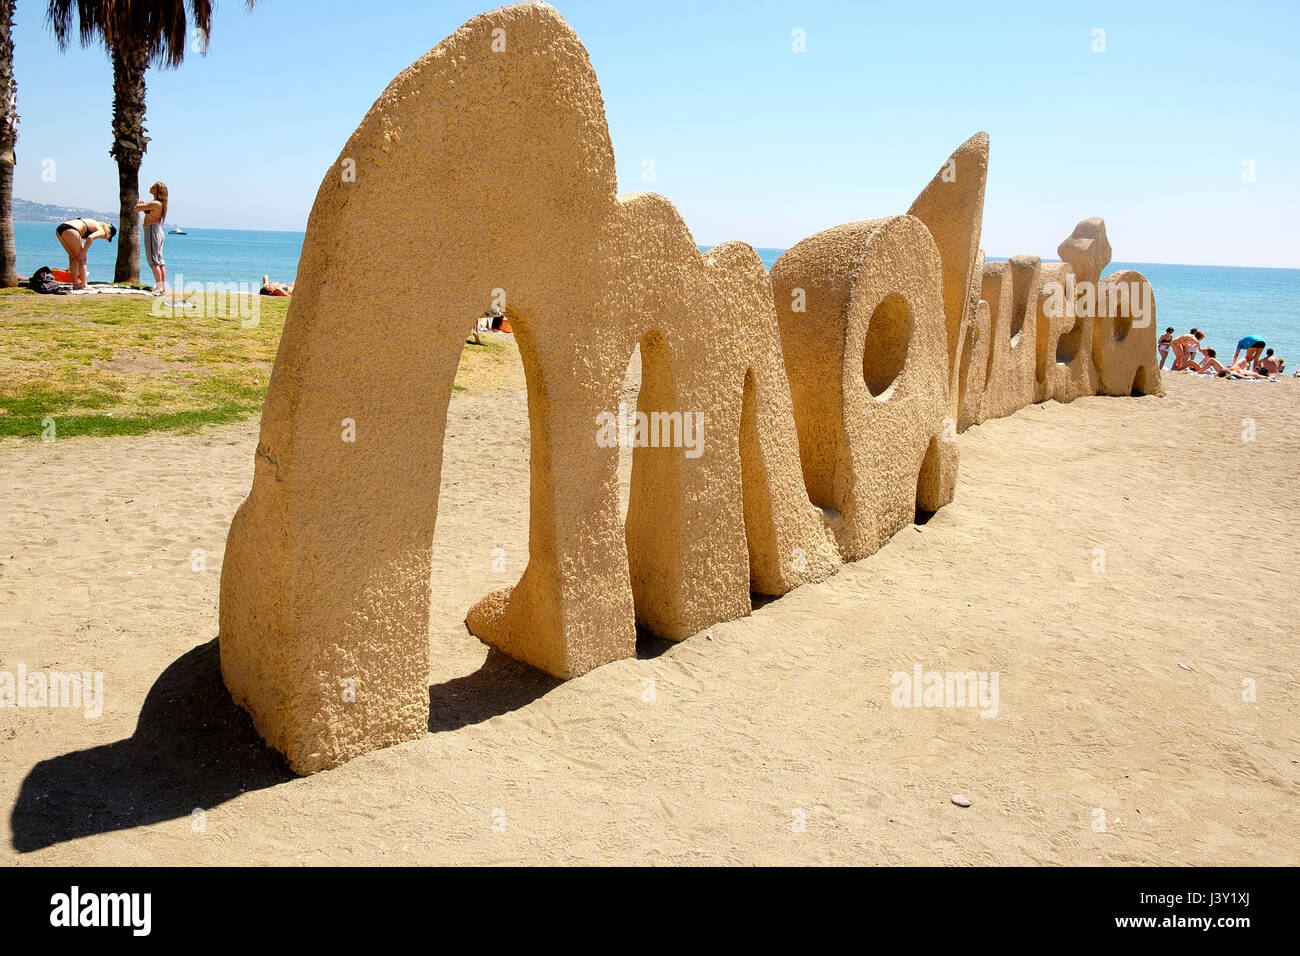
[12,197,119,224]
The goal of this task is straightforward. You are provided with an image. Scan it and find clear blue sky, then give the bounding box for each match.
[11,0,1299,267]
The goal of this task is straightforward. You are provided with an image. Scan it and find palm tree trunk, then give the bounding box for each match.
[0,0,18,289]
[110,44,150,286]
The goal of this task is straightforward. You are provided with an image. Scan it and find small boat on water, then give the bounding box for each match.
[169,226,187,235]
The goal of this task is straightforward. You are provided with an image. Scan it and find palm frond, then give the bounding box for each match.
[45,0,231,69]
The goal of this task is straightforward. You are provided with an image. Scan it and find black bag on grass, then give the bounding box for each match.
[27,266,61,294]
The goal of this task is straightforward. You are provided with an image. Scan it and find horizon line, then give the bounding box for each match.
[13,218,1297,272]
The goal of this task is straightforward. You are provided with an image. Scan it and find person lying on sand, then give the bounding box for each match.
[1170,330,1204,370]
[467,306,505,345]
[1218,367,1271,381]
[55,218,116,290]
[260,274,294,296]
[1158,327,1175,369]
[1216,357,1275,380]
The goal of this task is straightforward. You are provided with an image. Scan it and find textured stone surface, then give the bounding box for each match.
[979,256,1040,421]
[1034,219,1118,404]
[954,246,987,431]
[706,240,843,595]
[957,296,991,432]
[905,133,987,506]
[1035,261,1098,404]
[908,134,989,408]
[1095,270,1164,396]
[217,2,1164,775]
[1058,218,1112,288]
[771,216,949,560]
[219,1,837,773]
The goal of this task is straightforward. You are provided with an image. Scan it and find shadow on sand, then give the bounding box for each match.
[428,628,676,732]
[428,646,562,732]
[10,639,292,853]
[12,636,570,853]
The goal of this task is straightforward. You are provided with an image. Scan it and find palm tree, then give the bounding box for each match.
[0,1,19,288]
[47,1,250,285]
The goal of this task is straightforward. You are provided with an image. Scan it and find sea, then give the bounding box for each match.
[13,222,1300,361]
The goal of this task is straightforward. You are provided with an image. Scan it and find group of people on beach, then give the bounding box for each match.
[54,183,297,299]
[54,181,169,293]
[1158,327,1289,380]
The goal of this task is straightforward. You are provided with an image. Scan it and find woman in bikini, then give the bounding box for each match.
[134,182,168,294]
[1170,329,1203,371]
[1157,327,1175,368]
[54,218,116,290]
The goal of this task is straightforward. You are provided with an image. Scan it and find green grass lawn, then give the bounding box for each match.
[0,289,523,439]
[0,288,289,438]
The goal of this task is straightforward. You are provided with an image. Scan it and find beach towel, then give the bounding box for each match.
[64,286,157,297]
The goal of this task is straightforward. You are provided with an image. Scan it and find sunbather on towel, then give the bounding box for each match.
[260,274,293,296]
[1221,359,1272,380]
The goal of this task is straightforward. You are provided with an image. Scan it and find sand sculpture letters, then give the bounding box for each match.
[217,2,1163,773]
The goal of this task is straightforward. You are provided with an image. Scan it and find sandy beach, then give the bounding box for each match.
[2,362,1297,866]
